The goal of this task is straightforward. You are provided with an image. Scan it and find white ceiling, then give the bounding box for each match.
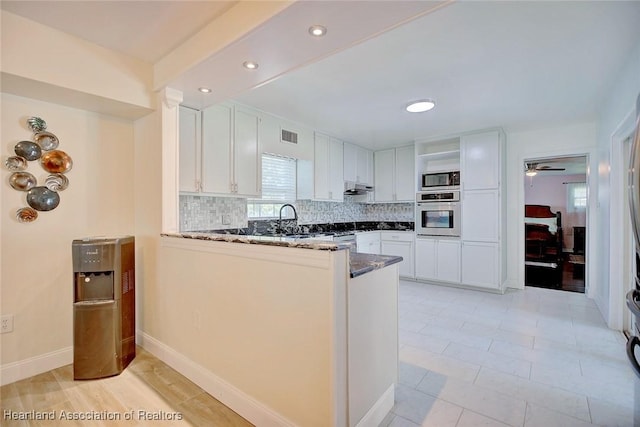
[0,1,237,63]
[2,1,640,151]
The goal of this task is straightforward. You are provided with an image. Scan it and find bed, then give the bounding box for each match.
[524,204,563,287]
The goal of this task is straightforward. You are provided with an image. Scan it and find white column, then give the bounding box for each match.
[160,87,183,233]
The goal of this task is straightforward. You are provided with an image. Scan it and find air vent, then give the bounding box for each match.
[281,128,298,145]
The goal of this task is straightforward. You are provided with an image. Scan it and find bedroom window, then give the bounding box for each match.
[247,154,297,219]
[568,183,587,211]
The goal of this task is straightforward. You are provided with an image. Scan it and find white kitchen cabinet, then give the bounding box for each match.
[380,232,414,278]
[356,231,380,255]
[395,145,415,201]
[314,133,344,202]
[461,241,500,289]
[192,103,260,197]
[374,145,415,202]
[233,106,261,197]
[461,130,501,190]
[415,237,461,283]
[344,142,374,185]
[461,190,500,242]
[179,106,201,193]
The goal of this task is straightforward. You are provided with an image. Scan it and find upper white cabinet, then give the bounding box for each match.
[314,133,344,202]
[181,103,261,197]
[179,106,201,193]
[374,145,414,202]
[460,130,501,190]
[344,142,374,185]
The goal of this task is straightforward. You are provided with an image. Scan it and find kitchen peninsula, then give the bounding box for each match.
[152,232,401,426]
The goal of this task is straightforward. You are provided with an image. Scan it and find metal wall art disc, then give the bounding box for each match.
[40,150,72,173]
[5,156,28,171]
[44,173,69,191]
[34,131,59,151]
[9,171,37,191]
[14,140,42,161]
[27,117,47,133]
[26,186,60,211]
[16,207,38,223]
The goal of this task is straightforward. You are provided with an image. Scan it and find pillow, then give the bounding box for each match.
[525,216,557,234]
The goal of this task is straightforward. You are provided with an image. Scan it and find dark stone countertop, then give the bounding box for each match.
[349,252,403,278]
[162,232,403,278]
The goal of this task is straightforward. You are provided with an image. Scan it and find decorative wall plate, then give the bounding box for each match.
[27,117,47,133]
[5,156,28,171]
[14,140,42,161]
[44,173,69,191]
[9,171,37,191]
[16,207,38,223]
[40,150,72,173]
[26,186,60,211]
[34,131,59,151]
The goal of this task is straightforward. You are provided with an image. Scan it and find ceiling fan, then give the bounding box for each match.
[524,162,566,176]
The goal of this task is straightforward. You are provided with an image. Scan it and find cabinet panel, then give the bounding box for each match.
[201,104,233,194]
[356,232,381,255]
[437,240,461,283]
[461,242,499,289]
[461,131,500,190]
[462,190,499,242]
[234,107,261,197]
[314,133,343,201]
[381,233,414,278]
[395,145,415,201]
[343,142,358,183]
[179,106,200,193]
[415,238,436,280]
[374,149,395,202]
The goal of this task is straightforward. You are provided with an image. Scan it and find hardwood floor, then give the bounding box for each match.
[1,348,253,427]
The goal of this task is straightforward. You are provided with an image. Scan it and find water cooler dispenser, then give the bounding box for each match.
[72,236,135,379]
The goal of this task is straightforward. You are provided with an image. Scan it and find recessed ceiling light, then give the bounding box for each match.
[198,87,212,93]
[406,99,435,113]
[308,25,327,37]
[243,61,259,70]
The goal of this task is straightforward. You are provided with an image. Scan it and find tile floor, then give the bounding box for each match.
[382,280,635,427]
[1,280,635,427]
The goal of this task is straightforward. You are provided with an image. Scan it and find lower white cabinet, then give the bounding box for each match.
[356,231,380,255]
[380,232,414,278]
[415,237,461,283]
[461,241,500,289]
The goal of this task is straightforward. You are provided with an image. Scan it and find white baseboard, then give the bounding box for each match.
[138,332,296,427]
[0,346,72,386]
[355,384,394,427]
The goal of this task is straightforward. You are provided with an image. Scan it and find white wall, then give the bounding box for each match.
[0,94,135,382]
[504,122,598,290]
[596,41,640,326]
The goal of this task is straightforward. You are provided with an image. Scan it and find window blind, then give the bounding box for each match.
[260,154,297,201]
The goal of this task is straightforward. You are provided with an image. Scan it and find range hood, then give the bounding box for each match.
[344,182,374,196]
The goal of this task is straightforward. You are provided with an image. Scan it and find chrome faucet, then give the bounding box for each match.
[278,203,298,234]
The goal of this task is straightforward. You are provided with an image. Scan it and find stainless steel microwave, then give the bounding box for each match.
[421,171,460,190]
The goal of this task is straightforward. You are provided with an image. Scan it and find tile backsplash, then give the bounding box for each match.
[180,195,414,231]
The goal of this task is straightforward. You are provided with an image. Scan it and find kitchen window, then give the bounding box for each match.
[247,154,297,219]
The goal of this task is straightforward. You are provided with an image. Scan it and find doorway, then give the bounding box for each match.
[523,155,588,293]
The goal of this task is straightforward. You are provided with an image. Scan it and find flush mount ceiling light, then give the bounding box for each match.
[406,99,436,113]
[525,170,538,177]
[198,87,212,93]
[243,61,259,70]
[308,25,327,37]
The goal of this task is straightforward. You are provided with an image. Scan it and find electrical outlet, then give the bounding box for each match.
[1,315,14,333]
